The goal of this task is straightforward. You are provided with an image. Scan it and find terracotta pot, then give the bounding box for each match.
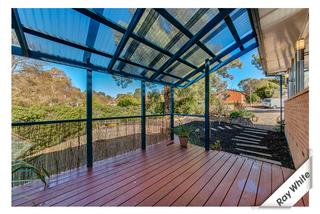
[179,136,188,148]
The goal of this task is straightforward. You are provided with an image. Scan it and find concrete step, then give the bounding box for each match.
[244,127,269,132]
[240,154,282,165]
[236,143,268,150]
[243,130,268,135]
[217,126,225,130]
[236,148,272,157]
[244,128,268,133]
[240,133,264,139]
[225,125,232,130]
[232,138,260,145]
[211,128,218,131]
[234,136,261,142]
[233,125,242,129]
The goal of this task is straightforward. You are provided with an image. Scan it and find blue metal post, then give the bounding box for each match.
[141,81,146,150]
[204,59,210,151]
[170,86,174,141]
[86,69,93,168]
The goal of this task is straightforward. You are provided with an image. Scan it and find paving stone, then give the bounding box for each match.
[240,154,282,165]
[232,138,260,145]
[240,133,264,139]
[243,130,268,135]
[235,148,272,157]
[234,136,261,142]
[236,143,268,150]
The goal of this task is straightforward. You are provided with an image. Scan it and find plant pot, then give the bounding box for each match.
[179,136,188,148]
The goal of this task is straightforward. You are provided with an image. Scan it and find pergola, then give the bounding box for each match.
[12,8,258,168]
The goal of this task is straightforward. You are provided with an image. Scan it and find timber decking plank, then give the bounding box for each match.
[188,155,238,206]
[14,143,183,206]
[12,142,305,207]
[67,146,203,206]
[45,145,199,206]
[204,156,246,206]
[238,161,262,206]
[172,152,232,206]
[255,162,272,205]
[221,159,254,206]
[152,152,225,206]
[138,151,223,206]
[103,146,209,206]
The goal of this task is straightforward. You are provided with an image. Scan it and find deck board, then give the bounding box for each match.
[12,142,306,207]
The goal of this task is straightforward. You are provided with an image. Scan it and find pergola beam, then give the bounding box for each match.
[12,9,29,57]
[182,42,258,88]
[107,9,145,72]
[150,9,234,81]
[155,9,217,59]
[222,11,244,51]
[175,32,255,86]
[73,8,198,70]
[12,46,175,86]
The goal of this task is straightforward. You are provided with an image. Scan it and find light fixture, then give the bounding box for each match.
[296,39,305,50]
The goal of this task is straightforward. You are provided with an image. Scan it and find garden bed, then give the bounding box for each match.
[181,121,295,169]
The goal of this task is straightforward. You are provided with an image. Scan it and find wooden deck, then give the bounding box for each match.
[12,142,308,206]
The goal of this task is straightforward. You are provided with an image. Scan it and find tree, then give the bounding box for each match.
[251,54,262,70]
[116,94,140,107]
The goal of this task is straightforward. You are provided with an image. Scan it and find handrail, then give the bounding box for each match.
[12,114,171,126]
[174,113,205,118]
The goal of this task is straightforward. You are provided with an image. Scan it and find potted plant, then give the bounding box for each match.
[211,139,221,151]
[173,125,192,148]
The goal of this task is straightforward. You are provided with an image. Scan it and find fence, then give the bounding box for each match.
[11,115,170,186]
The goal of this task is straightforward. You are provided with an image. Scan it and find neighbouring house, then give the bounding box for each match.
[222,89,246,109]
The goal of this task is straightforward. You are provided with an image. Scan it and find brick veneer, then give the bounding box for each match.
[284,88,309,168]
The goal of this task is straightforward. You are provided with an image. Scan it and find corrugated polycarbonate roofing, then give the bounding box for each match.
[12,8,258,88]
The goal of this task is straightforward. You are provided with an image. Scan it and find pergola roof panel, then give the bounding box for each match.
[119,38,170,70]
[25,33,85,62]
[18,8,90,46]
[90,54,111,68]
[101,8,137,29]
[93,24,123,55]
[12,8,258,87]
[231,9,253,39]
[182,44,211,67]
[201,20,236,55]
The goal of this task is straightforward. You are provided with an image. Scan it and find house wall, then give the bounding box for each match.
[284,88,309,168]
[224,90,245,104]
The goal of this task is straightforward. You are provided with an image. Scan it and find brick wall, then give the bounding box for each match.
[284,88,309,168]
